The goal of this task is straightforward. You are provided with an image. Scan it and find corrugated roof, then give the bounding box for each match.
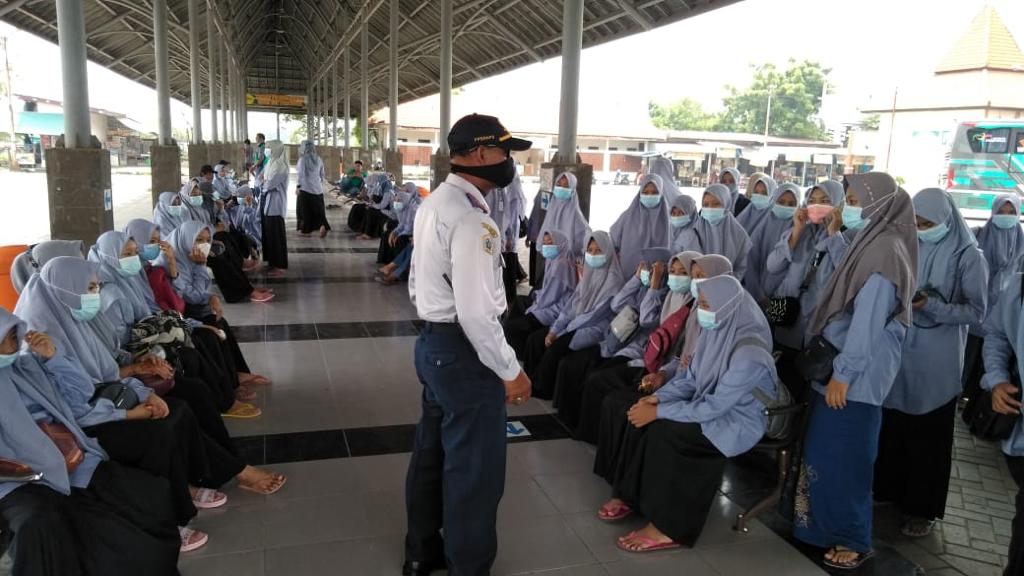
[0,0,741,117]
[935,5,1024,74]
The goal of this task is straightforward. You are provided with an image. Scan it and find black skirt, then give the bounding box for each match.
[503,313,544,361]
[296,189,308,231]
[614,420,727,547]
[575,360,643,444]
[300,191,331,234]
[347,202,367,232]
[261,213,288,269]
[874,396,958,520]
[594,387,645,483]
[525,330,575,400]
[552,346,603,430]
[361,207,385,238]
[206,252,254,303]
[376,218,399,263]
[0,483,84,576]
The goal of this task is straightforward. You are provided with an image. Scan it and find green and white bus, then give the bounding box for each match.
[946,121,1024,217]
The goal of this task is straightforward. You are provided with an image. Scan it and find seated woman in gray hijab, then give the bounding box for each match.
[647,156,683,205]
[765,181,847,387]
[522,231,625,399]
[875,188,987,538]
[693,183,752,279]
[0,307,181,574]
[735,174,778,233]
[743,182,800,305]
[10,240,86,294]
[610,175,670,276]
[596,274,779,552]
[793,173,917,570]
[504,230,577,357]
[668,195,700,254]
[152,190,191,236]
[225,184,263,252]
[554,247,672,433]
[583,253,731,447]
[377,183,423,285]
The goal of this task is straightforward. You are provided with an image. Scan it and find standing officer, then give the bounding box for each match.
[404,114,533,576]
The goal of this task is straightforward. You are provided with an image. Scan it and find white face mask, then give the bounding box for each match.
[196,242,212,258]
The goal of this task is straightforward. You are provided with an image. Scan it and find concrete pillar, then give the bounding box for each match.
[331,60,338,148]
[324,146,340,182]
[556,0,583,162]
[343,43,351,148]
[360,7,368,152]
[45,148,112,247]
[431,0,453,191]
[385,150,403,185]
[430,154,450,190]
[55,0,91,148]
[187,142,209,182]
[206,6,218,143]
[150,145,181,205]
[187,0,203,143]
[388,0,399,152]
[286,143,299,166]
[218,38,226,142]
[153,0,172,146]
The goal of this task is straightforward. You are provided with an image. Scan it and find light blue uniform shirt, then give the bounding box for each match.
[550,296,615,352]
[261,171,289,217]
[812,273,906,407]
[887,243,987,414]
[597,277,655,358]
[654,345,774,457]
[981,277,1024,456]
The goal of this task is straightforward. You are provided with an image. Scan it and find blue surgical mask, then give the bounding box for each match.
[552,186,572,200]
[0,353,17,368]
[690,278,703,299]
[993,214,1020,230]
[639,194,662,209]
[141,243,161,261]
[541,244,559,260]
[639,269,651,286]
[697,308,719,330]
[843,205,870,230]
[393,201,404,212]
[918,223,949,244]
[667,274,690,293]
[584,253,607,268]
[118,256,143,277]
[750,194,771,210]
[167,205,184,217]
[71,293,102,322]
[188,196,204,206]
[772,205,797,220]
[669,215,691,228]
[701,208,726,225]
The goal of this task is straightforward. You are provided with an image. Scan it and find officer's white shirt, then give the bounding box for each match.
[409,173,520,381]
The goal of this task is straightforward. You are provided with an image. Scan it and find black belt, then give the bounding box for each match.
[423,321,463,334]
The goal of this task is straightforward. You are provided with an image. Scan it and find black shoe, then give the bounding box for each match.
[402,558,446,576]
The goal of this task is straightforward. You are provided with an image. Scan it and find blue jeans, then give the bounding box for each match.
[392,244,413,278]
[405,323,507,576]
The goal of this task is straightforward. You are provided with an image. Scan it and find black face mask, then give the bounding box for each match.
[450,156,516,189]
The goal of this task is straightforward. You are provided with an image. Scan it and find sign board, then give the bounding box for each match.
[813,154,834,165]
[506,421,531,438]
[246,93,307,108]
[103,188,112,211]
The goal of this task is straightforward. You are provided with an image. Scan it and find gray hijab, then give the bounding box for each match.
[681,253,733,364]
[745,183,800,300]
[661,250,701,323]
[153,190,192,235]
[808,172,918,335]
[527,230,578,316]
[669,194,700,253]
[913,187,980,301]
[694,184,752,271]
[13,256,122,383]
[736,174,778,232]
[721,167,742,206]
[610,174,670,275]
[87,230,155,320]
[154,221,213,297]
[572,231,626,314]
[11,240,85,294]
[648,156,682,204]
[539,171,589,258]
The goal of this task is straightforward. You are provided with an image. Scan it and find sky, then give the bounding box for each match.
[0,0,1020,139]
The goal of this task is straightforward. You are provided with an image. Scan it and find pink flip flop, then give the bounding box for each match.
[597,502,633,522]
[616,533,681,554]
[179,527,209,552]
[192,488,227,509]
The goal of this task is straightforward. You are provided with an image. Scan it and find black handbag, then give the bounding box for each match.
[964,357,1021,441]
[795,334,839,384]
[91,382,141,410]
[765,250,825,327]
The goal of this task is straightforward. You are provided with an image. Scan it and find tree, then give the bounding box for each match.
[648,98,719,132]
[861,114,881,131]
[716,60,830,140]
[284,113,306,144]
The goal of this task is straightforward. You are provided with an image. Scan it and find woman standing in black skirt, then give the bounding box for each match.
[260,141,290,277]
[297,140,330,238]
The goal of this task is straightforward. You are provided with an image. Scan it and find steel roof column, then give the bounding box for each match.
[343,44,350,149]
[388,0,398,152]
[219,39,226,141]
[206,4,218,143]
[306,86,313,142]
[331,60,338,147]
[55,0,90,147]
[439,0,452,154]
[187,0,203,143]
[556,0,584,162]
[153,0,172,145]
[360,5,368,153]
[226,61,233,141]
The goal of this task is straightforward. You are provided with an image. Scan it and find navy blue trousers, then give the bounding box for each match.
[405,323,507,576]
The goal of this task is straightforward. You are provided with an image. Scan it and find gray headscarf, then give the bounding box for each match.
[610,174,670,275]
[720,167,742,206]
[669,194,700,253]
[745,183,800,301]
[913,188,980,301]
[87,231,155,320]
[681,253,733,365]
[775,181,845,296]
[11,240,85,294]
[572,231,626,315]
[977,194,1024,284]
[539,171,589,258]
[263,140,289,182]
[153,190,191,235]
[122,219,163,311]
[808,172,918,335]
[298,140,325,195]
[693,184,752,271]
[178,179,211,224]
[648,156,682,204]
[154,221,213,298]
[13,256,121,383]
[736,174,779,232]
[661,250,701,324]
[526,230,578,318]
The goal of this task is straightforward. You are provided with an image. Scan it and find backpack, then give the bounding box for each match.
[729,336,794,441]
[643,303,691,374]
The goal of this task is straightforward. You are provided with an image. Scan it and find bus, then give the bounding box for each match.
[946,121,1024,217]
